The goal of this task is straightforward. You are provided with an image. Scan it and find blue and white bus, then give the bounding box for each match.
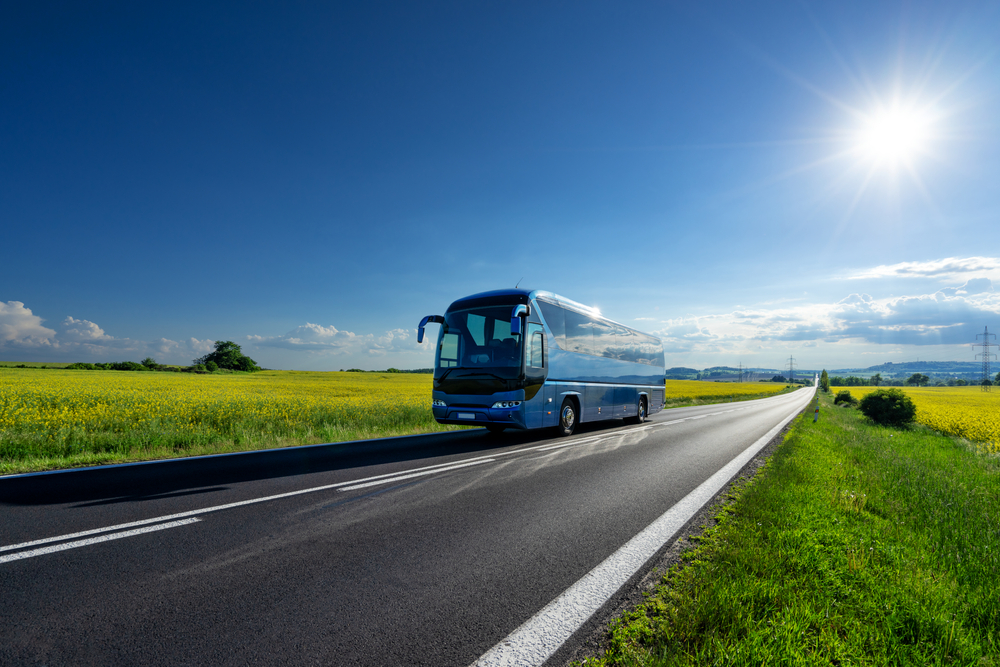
[417,289,665,436]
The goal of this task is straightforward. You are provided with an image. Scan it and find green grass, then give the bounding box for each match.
[580,392,1000,666]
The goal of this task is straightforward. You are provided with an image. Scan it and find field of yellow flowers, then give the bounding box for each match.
[837,385,1000,453]
[663,379,792,405]
[0,370,798,474]
[0,369,456,473]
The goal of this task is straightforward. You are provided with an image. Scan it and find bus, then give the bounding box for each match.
[417,289,666,436]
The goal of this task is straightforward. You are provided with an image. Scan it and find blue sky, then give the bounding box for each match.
[2,1,999,371]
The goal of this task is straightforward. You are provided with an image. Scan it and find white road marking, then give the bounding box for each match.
[0,518,201,564]
[470,389,813,667]
[0,457,500,554]
[337,459,495,491]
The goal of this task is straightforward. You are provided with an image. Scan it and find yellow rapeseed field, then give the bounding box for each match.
[0,369,450,473]
[834,385,1000,453]
[663,379,791,404]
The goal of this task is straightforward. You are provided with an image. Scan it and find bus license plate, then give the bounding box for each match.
[457,413,475,420]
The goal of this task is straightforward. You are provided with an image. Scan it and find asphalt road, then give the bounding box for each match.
[1,387,814,666]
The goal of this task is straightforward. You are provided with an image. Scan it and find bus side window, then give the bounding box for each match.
[564,309,594,356]
[537,300,566,349]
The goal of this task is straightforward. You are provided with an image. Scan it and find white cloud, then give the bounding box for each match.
[247,323,361,351]
[0,301,56,347]
[62,316,113,342]
[846,256,1000,282]
[246,323,431,362]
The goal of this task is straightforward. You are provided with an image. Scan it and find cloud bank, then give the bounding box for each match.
[653,274,999,368]
[0,301,214,364]
[5,258,998,370]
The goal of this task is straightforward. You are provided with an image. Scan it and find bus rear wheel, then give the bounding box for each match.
[626,397,647,425]
[557,399,577,436]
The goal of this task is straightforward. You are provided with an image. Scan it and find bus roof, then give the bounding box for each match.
[446,289,648,338]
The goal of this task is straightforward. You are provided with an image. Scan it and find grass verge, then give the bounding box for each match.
[578,392,1000,666]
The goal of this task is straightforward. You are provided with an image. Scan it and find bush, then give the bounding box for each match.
[858,388,917,427]
[205,361,219,372]
[66,362,97,370]
[833,390,857,406]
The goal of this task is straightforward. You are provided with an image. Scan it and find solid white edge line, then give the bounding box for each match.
[337,459,496,491]
[470,388,814,667]
[0,518,201,564]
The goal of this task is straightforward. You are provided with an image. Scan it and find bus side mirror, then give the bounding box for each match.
[417,315,444,343]
[510,304,529,335]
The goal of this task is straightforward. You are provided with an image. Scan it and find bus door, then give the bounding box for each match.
[524,323,549,429]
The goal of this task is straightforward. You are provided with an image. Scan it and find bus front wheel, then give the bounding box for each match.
[557,399,577,437]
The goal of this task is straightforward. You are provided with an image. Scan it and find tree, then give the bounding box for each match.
[820,370,830,393]
[194,341,260,372]
[906,373,929,386]
[995,371,1000,384]
[870,373,881,387]
[140,357,158,370]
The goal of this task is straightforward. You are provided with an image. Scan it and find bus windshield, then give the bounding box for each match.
[437,306,522,371]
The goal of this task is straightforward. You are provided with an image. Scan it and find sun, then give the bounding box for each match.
[857,105,930,165]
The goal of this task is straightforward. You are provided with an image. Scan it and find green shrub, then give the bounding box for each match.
[107,361,146,372]
[205,361,219,372]
[833,390,856,406]
[858,387,916,427]
[65,362,97,370]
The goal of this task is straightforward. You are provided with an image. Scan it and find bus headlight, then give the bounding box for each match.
[433,399,447,407]
[491,401,522,409]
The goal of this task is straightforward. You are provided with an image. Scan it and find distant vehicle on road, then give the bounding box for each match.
[418,289,665,436]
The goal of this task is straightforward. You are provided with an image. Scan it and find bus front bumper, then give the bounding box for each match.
[432,396,526,429]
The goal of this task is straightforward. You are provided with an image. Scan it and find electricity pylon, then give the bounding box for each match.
[974,326,998,391]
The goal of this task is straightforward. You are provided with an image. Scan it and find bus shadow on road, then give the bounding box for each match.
[0,420,643,507]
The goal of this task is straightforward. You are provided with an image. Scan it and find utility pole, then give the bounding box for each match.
[974,326,998,391]
[738,362,743,383]
[786,355,796,384]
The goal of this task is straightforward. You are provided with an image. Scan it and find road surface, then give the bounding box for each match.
[1,386,813,666]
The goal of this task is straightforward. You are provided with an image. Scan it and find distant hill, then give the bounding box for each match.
[829,361,983,379]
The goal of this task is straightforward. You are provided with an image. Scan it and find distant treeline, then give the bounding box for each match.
[48,341,263,375]
[341,368,433,374]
